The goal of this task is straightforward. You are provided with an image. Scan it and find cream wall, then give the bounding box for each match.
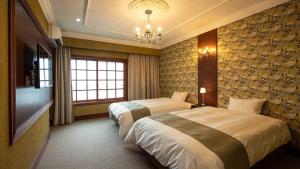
[0,0,51,169]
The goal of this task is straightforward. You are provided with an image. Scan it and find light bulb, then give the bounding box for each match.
[146,24,151,30]
[157,27,162,32]
[135,27,140,32]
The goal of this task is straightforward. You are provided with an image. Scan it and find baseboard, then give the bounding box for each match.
[74,112,109,121]
[31,132,50,169]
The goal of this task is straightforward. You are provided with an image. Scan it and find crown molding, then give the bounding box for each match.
[82,0,90,26]
[161,0,289,48]
[38,0,56,24]
[164,0,230,35]
[62,31,161,49]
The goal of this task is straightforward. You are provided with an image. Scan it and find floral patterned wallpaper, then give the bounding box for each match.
[160,37,198,104]
[160,0,299,147]
[218,0,299,147]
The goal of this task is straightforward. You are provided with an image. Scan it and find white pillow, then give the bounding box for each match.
[228,97,266,114]
[171,92,188,102]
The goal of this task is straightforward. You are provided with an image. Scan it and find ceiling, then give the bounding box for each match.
[41,0,289,49]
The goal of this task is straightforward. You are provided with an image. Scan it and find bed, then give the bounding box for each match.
[108,97,192,138]
[125,106,291,169]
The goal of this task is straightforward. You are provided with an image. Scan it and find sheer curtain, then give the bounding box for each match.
[54,47,73,125]
[128,54,160,100]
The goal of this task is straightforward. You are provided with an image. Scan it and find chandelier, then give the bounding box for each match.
[128,0,169,45]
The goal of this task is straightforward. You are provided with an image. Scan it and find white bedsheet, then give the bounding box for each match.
[108,98,192,138]
[125,106,291,169]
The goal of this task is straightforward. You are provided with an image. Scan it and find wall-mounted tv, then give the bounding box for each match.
[35,43,53,88]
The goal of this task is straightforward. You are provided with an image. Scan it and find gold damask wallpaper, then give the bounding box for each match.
[218,0,299,146]
[160,0,299,146]
[160,37,198,104]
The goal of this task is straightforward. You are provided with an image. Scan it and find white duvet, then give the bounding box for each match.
[108,98,192,138]
[125,106,291,169]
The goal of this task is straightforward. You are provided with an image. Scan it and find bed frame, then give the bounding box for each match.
[141,143,294,169]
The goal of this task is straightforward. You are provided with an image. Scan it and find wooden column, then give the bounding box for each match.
[198,29,218,107]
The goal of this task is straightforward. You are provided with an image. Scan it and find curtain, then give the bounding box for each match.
[54,47,73,125]
[128,54,160,100]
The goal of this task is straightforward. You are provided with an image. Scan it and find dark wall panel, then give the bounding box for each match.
[198,29,218,107]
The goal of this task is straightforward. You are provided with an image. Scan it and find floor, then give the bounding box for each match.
[38,118,300,169]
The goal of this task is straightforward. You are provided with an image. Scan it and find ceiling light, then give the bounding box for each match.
[75,18,81,22]
[129,0,169,45]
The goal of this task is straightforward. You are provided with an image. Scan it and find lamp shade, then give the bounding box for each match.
[200,87,206,94]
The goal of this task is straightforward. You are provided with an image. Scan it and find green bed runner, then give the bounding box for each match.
[151,114,250,169]
[119,102,151,122]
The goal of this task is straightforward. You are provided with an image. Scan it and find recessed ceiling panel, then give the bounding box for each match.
[49,0,289,48]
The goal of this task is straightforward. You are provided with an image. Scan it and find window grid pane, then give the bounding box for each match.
[71,59,125,102]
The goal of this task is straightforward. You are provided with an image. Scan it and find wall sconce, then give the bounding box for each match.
[199,87,206,106]
[198,47,215,58]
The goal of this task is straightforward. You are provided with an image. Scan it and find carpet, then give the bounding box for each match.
[37,118,157,169]
[37,118,300,169]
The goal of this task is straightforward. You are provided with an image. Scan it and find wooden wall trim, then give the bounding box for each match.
[30,132,50,169]
[19,0,54,49]
[74,112,109,121]
[8,0,17,146]
[9,0,54,145]
[198,29,218,107]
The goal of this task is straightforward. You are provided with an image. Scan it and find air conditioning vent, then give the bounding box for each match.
[48,24,63,47]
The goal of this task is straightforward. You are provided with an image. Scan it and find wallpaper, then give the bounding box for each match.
[160,37,198,104]
[218,0,300,146]
[160,0,299,147]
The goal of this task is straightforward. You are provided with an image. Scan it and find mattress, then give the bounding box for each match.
[108,97,192,138]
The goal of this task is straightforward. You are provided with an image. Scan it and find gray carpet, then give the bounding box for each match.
[37,118,157,169]
[38,118,300,169]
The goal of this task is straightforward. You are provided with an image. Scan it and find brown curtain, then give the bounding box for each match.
[128,54,160,100]
[54,47,73,125]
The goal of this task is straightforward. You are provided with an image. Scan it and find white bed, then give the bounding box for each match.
[125,106,291,169]
[108,97,192,138]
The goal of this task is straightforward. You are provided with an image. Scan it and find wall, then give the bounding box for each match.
[0,0,50,169]
[68,39,162,117]
[66,38,161,117]
[64,37,160,56]
[218,0,299,147]
[160,37,198,104]
[160,0,299,147]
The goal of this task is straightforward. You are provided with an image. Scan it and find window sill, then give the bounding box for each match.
[73,98,127,106]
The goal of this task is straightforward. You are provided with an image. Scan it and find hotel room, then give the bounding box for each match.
[0,0,299,169]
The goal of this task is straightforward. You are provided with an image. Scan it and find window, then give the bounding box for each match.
[39,57,53,87]
[71,58,127,104]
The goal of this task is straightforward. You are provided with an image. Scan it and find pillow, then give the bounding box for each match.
[171,92,188,102]
[228,97,266,114]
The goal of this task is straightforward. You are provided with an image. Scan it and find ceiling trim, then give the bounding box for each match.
[164,0,230,35]
[82,0,90,25]
[38,0,56,24]
[62,31,161,49]
[161,0,290,48]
